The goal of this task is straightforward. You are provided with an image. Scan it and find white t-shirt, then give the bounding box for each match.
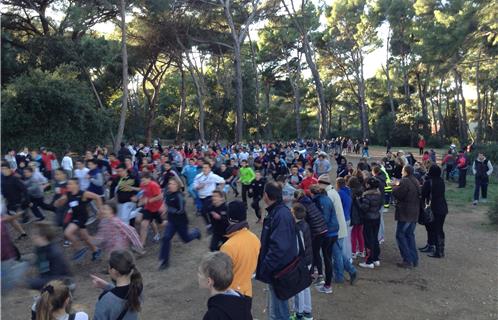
[74,168,90,190]
[193,172,225,199]
[238,152,249,161]
[61,156,73,171]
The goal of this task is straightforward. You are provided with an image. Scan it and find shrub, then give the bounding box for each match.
[488,197,498,225]
[426,136,449,148]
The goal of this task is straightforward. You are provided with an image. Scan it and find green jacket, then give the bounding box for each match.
[239,166,256,185]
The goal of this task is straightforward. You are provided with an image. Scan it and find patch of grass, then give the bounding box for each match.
[445,180,498,207]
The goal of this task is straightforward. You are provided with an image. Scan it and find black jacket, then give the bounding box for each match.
[298,196,327,237]
[422,177,448,216]
[249,178,266,198]
[350,197,364,226]
[358,189,383,220]
[203,292,252,320]
[209,202,229,236]
[1,174,27,206]
[165,191,188,224]
[296,220,313,267]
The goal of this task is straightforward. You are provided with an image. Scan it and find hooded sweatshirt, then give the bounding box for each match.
[203,290,253,320]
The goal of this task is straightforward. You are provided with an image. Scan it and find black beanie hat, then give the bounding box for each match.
[227,200,247,222]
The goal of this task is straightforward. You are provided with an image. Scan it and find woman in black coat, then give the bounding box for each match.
[420,165,448,258]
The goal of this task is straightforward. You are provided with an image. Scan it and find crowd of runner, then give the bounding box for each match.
[1,138,494,320]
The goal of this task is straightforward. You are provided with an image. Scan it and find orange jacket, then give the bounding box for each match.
[220,227,261,297]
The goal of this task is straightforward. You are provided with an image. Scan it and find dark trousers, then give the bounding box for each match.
[30,197,55,219]
[363,219,380,264]
[312,234,336,286]
[251,196,262,219]
[419,148,424,155]
[474,176,489,200]
[425,223,436,246]
[160,221,199,263]
[241,184,251,205]
[200,197,212,226]
[210,233,226,252]
[428,214,446,244]
[445,164,454,180]
[458,168,467,187]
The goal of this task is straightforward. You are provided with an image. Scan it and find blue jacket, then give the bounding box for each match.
[256,201,297,284]
[313,194,339,237]
[182,165,200,186]
[338,187,352,221]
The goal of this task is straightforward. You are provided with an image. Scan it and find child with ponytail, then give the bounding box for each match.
[31,280,88,320]
[91,250,143,320]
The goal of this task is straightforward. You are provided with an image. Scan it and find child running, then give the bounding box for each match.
[208,190,229,251]
[54,178,102,261]
[137,172,164,246]
[94,204,144,258]
[159,178,201,270]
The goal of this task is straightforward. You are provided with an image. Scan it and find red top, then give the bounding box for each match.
[42,152,55,171]
[422,154,430,162]
[300,176,319,196]
[152,153,161,161]
[141,180,162,212]
[418,139,426,149]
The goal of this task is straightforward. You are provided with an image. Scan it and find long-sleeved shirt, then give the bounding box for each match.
[61,156,73,171]
[193,171,225,199]
[313,159,331,176]
[239,166,256,185]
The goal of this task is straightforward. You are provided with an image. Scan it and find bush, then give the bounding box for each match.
[1,66,112,154]
[488,197,498,225]
[426,136,449,148]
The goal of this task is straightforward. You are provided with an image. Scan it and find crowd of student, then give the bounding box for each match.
[0,139,494,320]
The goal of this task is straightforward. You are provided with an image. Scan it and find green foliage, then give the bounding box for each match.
[1,66,112,153]
[426,136,449,148]
[469,143,498,166]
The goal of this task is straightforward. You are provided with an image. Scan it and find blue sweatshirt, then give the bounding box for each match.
[338,186,352,221]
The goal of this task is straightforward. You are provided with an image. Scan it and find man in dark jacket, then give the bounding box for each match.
[392,165,420,269]
[256,181,297,320]
[117,142,132,163]
[472,152,493,205]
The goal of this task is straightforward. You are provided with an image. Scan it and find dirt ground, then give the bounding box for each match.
[2,146,498,320]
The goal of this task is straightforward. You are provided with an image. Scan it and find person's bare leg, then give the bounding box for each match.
[64,223,81,250]
[151,220,159,236]
[140,220,150,246]
[79,229,97,252]
[9,220,26,235]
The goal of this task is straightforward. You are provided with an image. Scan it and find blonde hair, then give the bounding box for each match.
[199,252,233,291]
[35,280,70,320]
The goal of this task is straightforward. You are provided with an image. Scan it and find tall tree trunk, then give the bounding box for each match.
[383,29,396,121]
[416,71,429,135]
[453,74,464,143]
[401,54,411,109]
[428,87,438,134]
[456,70,469,142]
[358,52,369,140]
[475,51,483,143]
[303,34,328,138]
[191,72,205,142]
[436,76,446,138]
[264,81,272,139]
[176,63,187,142]
[234,42,244,142]
[115,0,128,152]
[248,33,260,127]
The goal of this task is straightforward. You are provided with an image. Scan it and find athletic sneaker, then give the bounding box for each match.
[352,252,357,259]
[63,240,71,247]
[316,285,332,294]
[359,262,375,269]
[481,198,488,203]
[314,275,325,287]
[373,261,381,267]
[192,228,202,240]
[472,200,478,206]
[379,238,385,244]
[72,247,89,261]
[303,313,314,320]
[92,248,102,261]
[153,233,161,242]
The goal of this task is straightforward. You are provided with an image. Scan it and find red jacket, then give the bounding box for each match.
[299,176,318,196]
[457,155,468,169]
[418,139,426,149]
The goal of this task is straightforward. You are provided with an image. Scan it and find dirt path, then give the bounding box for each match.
[2,148,497,320]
